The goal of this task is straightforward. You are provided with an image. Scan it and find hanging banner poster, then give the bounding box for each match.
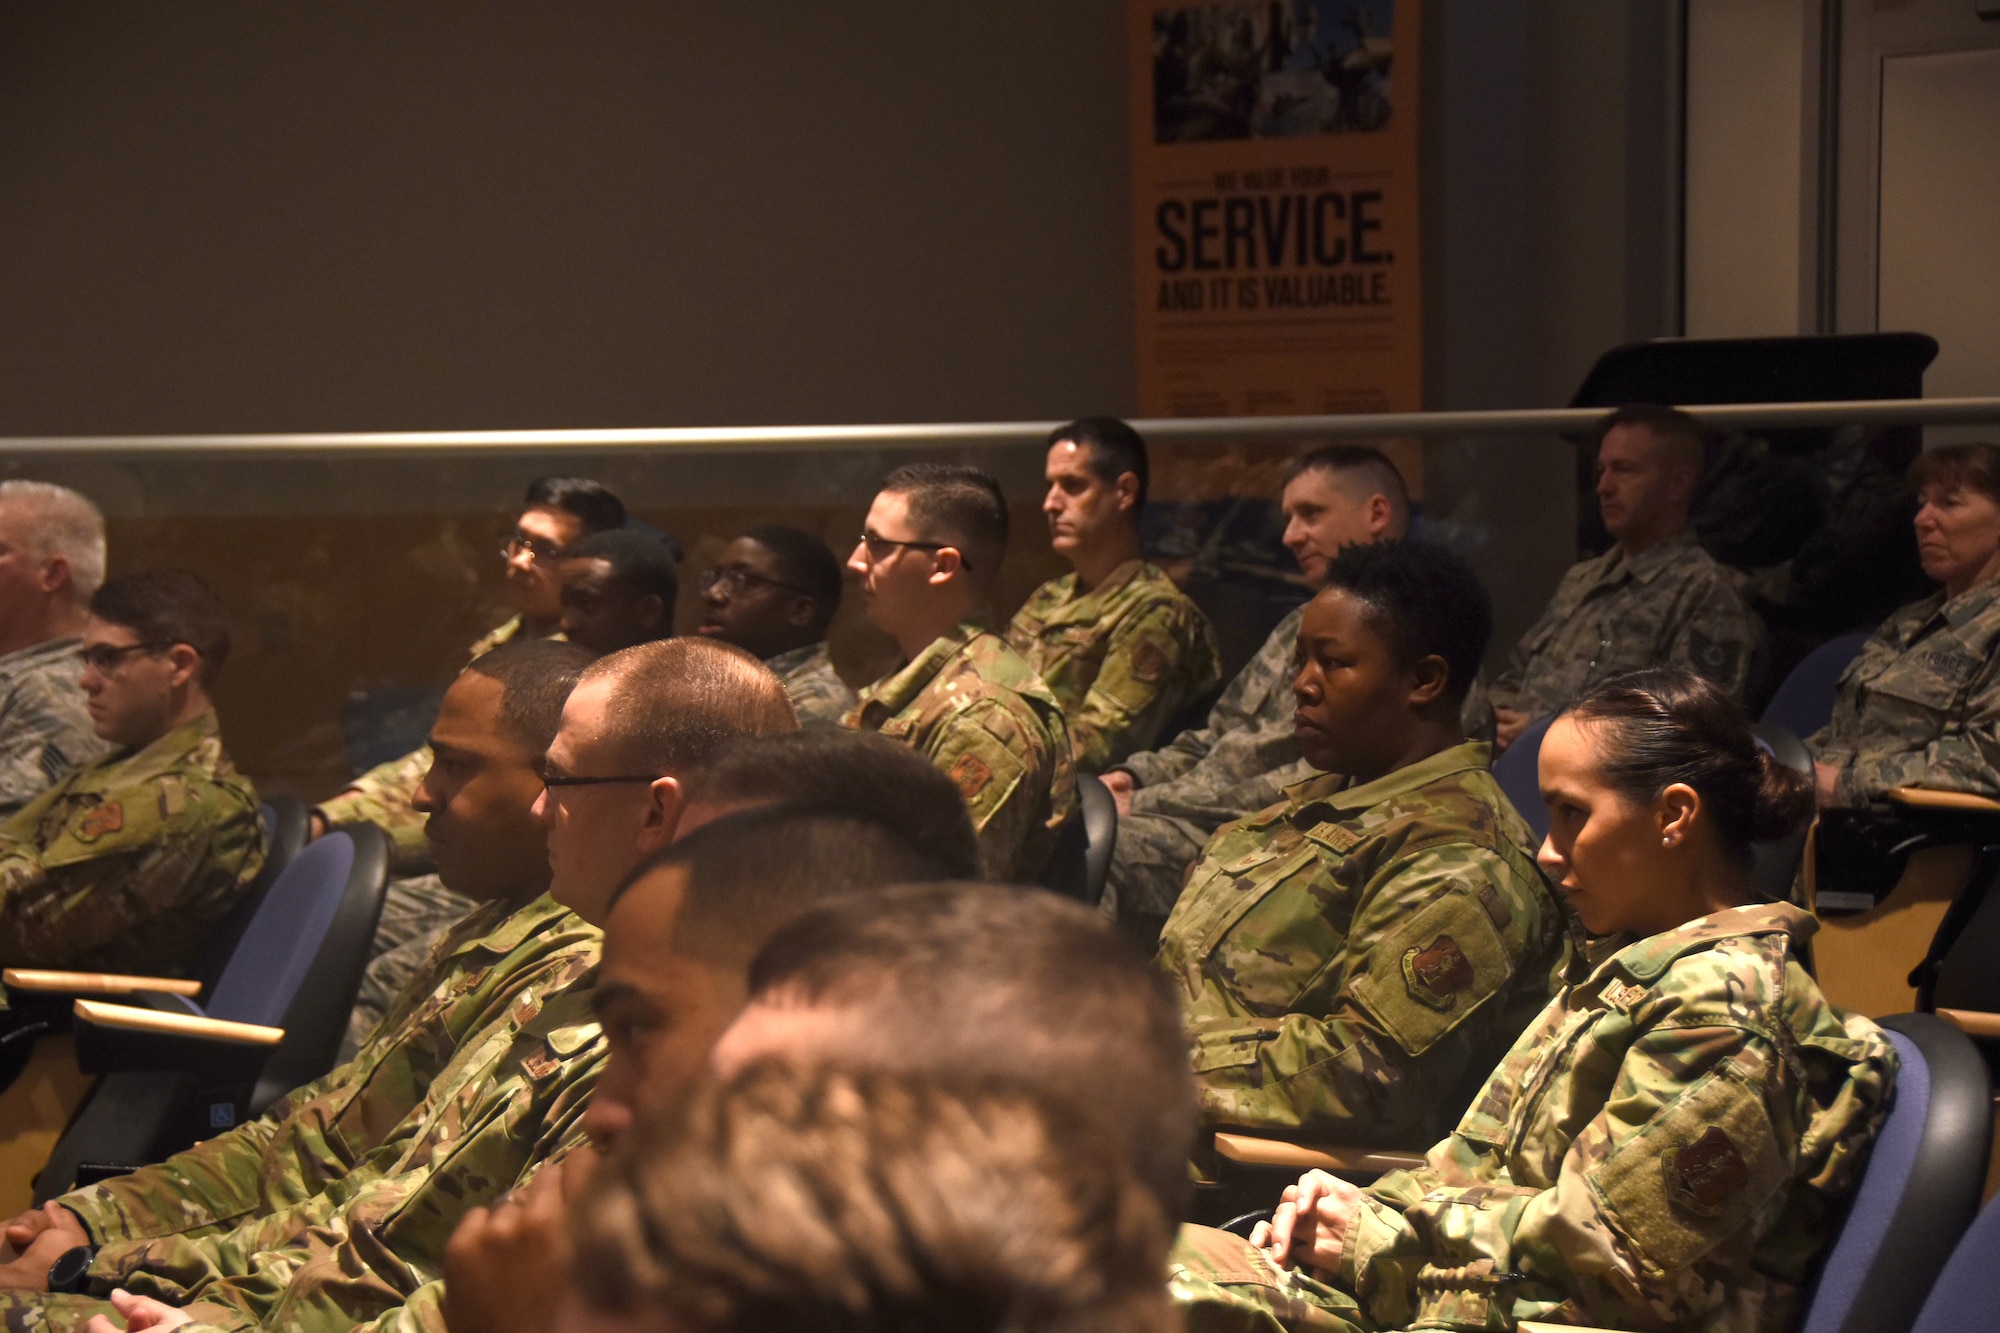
[1133,0,1421,417]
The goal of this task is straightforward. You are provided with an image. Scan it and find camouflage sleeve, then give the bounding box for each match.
[1187,849,1539,1143]
[1069,599,1222,773]
[317,746,435,875]
[1833,660,2000,804]
[1663,573,1758,700]
[1341,1024,1812,1331]
[1119,608,1297,790]
[0,785,263,970]
[926,701,1039,881]
[1170,1224,1374,1333]
[0,672,101,817]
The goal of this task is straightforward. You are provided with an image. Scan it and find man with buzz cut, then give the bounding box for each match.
[843,463,1075,882]
[695,524,856,723]
[0,569,263,973]
[1006,416,1220,772]
[0,481,113,815]
[1489,402,1757,752]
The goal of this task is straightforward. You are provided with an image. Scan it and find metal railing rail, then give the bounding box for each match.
[2,396,1998,456]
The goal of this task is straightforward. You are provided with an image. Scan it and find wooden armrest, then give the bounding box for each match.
[1885,786,2000,814]
[1213,1131,1426,1175]
[3,968,202,997]
[71,999,281,1047]
[1938,1008,2000,1040]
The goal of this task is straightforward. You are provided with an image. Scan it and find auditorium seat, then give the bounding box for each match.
[1762,629,1875,740]
[1492,713,1557,840]
[1906,1191,2000,1333]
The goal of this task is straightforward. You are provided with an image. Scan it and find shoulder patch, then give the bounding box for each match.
[1663,1126,1750,1217]
[1130,638,1167,682]
[1687,629,1733,678]
[73,801,124,843]
[1403,935,1475,1009]
[948,753,995,802]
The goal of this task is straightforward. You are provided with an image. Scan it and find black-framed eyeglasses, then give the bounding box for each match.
[501,532,564,565]
[81,641,178,673]
[699,567,812,599]
[536,762,662,789]
[857,531,967,570]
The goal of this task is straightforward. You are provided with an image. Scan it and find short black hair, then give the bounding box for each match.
[611,805,954,956]
[524,476,626,535]
[880,463,1009,575]
[691,730,979,879]
[742,525,843,630]
[564,528,681,627]
[90,570,232,686]
[466,639,595,756]
[1600,403,1705,470]
[1319,540,1491,703]
[1051,416,1149,509]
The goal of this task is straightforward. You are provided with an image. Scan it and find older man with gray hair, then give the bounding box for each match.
[0,482,109,814]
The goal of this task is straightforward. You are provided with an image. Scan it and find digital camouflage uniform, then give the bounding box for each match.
[317,615,557,874]
[1158,742,1565,1148]
[0,637,109,817]
[764,641,856,725]
[12,913,604,1333]
[1490,529,1758,718]
[845,618,1075,882]
[1107,604,1315,922]
[1321,903,1895,1333]
[1810,578,2000,806]
[1171,1224,1367,1333]
[340,874,479,1061]
[1005,558,1222,772]
[0,711,262,974]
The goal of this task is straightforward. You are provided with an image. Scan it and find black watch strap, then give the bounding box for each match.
[46,1243,98,1295]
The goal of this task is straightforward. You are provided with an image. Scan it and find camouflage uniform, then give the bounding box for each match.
[1158,742,1565,1147]
[1107,604,1314,922]
[1006,559,1222,772]
[14,920,603,1333]
[0,711,262,974]
[763,641,856,725]
[317,616,558,874]
[58,892,597,1246]
[1330,903,1894,1333]
[1810,579,2000,805]
[1490,529,1758,718]
[1171,1225,1368,1333]
[340,873,480,1062]
[0,637,109,817]
[845,618,1075,882]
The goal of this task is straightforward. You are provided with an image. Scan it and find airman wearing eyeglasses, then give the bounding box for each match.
[695,526,855,724]
[844,464,1075,882]
[316,477,628,873]
[0,570,262,975]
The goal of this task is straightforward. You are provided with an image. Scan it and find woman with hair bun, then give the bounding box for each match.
[1246,668,1898,1333]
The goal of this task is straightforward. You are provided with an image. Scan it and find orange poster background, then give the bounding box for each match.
[1132,0,1422,419]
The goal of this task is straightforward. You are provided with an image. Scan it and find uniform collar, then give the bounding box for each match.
[1599,528,1700,586]
[861,618,990,715]
[1039,560,1149,623]
[113,710,224,777]
[453,891,592,960]
[1280,740,1494,821]
[0,636,83,671]
[1592,901,1815,984]
[761,641,830,675]
[1934,576,2000,632]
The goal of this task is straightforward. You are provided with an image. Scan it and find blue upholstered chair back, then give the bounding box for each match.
[1490,713,1556,842]
[1909,1193,2000,1333]
[1762,630,1874,740]
[203,831,359,1029]
[1801,1014,1990,1333]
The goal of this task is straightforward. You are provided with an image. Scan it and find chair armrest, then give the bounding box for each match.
[1886,786,2000,814]
[3,969,202,997]
[71,1000,281,1046]
[1213,1132,1427,1176]
[1519,1324,1618,1333]
[1936,1007,2000,1040]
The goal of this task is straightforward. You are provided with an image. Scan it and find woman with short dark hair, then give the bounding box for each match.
[1813,440,2000,807]
[1249,669,1897,1333]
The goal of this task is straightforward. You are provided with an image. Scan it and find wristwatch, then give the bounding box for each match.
[46,1243,98,1295]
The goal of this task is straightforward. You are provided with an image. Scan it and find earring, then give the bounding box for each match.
[1662,835,1673,847]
